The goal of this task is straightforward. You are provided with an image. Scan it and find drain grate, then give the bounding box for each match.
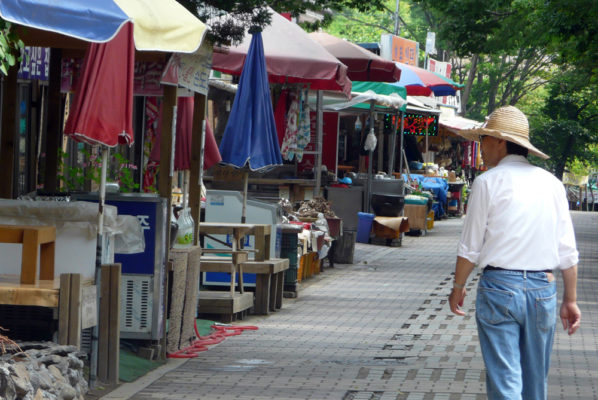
[343,391,384,400]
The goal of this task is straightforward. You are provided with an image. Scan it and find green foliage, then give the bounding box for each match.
[326,0,429,51]
[529,70,598,178]
[567,158,593,177]
[178,0,387,46]
[57,148,140,193]
[0,19,24,76]
[537,0,598,82]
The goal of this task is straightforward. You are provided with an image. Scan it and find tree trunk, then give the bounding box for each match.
[460,54,479,116]
[554,134,576,180]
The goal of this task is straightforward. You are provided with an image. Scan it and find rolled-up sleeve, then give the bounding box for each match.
[457,178,489,265]
[556,185,579,269]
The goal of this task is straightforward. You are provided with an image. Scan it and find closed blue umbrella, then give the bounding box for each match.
[219,31,282,221]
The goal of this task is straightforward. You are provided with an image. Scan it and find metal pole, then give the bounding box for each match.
[398,111,405,178]
[366,100,375,214]
[315,90,324,197]
[90,146,109,388]
[388,111,400,176]
[394,0,401,36]
[198,120,206,191]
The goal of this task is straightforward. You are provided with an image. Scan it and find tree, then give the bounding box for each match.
[537,0,598,83]
[177,0,387,46]
[530,71,598,179]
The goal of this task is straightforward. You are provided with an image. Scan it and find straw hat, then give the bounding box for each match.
[459,106,549,159]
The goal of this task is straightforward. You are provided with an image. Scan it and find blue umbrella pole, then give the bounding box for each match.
[241,171,248,224]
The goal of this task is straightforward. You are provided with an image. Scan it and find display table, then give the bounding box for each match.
[403,204,428,232]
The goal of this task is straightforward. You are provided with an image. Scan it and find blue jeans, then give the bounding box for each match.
[476,269,557,400]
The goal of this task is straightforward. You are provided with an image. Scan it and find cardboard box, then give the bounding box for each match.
[403,204,428,230]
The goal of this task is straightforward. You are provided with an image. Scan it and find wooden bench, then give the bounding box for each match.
[0,224,56,284]
[198,252,253,322]
[239,258,289,315]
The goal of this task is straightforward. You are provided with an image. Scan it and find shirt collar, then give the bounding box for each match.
[497,154,529,167]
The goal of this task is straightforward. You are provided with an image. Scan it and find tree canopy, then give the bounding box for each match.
[177,0,388,46]
[326,0,598,174]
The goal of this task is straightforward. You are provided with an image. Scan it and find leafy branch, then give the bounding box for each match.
[0,18,24,76]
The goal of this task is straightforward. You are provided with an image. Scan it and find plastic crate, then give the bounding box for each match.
[281,232,299,284]
[281,232,298,250]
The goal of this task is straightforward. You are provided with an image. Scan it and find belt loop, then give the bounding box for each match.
[523,270,527,279]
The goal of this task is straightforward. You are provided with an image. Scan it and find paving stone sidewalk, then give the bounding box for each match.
[112,212,597,400]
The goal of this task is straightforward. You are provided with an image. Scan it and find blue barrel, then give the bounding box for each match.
[356,212,375,243]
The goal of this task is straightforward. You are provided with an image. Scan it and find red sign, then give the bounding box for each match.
[403,113,438,136]
[298,112,339,174]
[62,59,165,96]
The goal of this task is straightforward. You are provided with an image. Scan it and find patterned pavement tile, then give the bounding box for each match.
[118,212,598,400]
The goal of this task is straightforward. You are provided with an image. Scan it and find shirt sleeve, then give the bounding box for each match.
[457,177,490,265]
[555,184,579,269]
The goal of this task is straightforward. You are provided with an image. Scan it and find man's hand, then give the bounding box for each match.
[449,287,467,316]
[560,301,581,335]
[560,265,580,335]
[449,257,476,316]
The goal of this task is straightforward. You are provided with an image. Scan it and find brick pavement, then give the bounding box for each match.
[112,212,597,400]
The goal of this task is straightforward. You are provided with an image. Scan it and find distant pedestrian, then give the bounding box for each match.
[448,106,581,399]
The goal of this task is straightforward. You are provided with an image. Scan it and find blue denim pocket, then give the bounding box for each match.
[476,287,514,324]
[536,292,557,332]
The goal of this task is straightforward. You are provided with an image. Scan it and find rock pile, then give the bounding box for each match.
[0,342,88,400]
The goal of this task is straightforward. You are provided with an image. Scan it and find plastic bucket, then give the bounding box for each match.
[356,212,375,243]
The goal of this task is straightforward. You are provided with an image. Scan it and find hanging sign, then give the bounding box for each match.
[161,41,213,95]
[18,47,49,81]
[403,113,438,136]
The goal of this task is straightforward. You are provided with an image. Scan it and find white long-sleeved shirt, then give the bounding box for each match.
[458,155,579,270]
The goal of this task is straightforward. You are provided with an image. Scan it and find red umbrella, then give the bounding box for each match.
[309,31,401,82]
[148,97,221,171]
[63,21,135,240]
[211,10,352,96]
[395,62,457,96]
[64,22,134,147]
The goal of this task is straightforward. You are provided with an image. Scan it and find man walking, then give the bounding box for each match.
[448,106,581,399]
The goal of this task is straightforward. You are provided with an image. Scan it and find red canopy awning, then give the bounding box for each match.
[309,31,401,83]
[211,10,352,97]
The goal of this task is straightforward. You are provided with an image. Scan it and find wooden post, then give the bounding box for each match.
[58,273,82,348]
[0,64,18,198]
[98,264,121,384]
[253,225,269,261]
[180,246,201,346]
[44,48,63,193]
[159,85,177,250]
[158,85,177,361]
[167,250,189,354]
[190,93,207,245]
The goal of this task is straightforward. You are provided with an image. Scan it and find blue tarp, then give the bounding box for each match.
[404,174,448,218]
